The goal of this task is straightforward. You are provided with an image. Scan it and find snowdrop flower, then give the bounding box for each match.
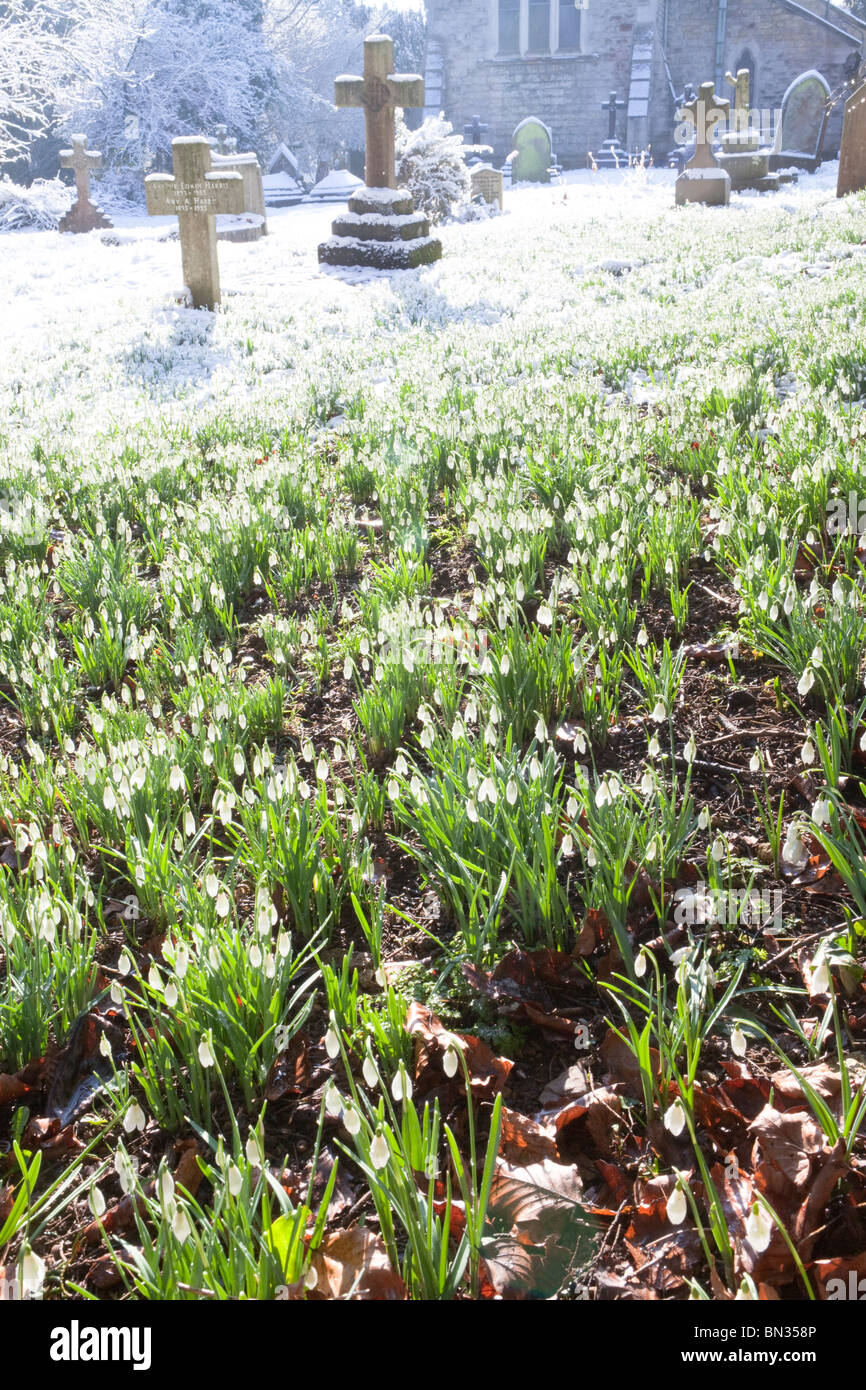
[172,1205,192,1244]
[683,734,696,765]
[443,1044,460,1078]
[123,1101,146,1133]
[387,778,399,800]
[811,797,831,828]
[731,1026,747,1058]
[782,821,808,870]
[801,737,816,766]
[664,1100,687,1137]
[343,1106,361,1136]
[324,1084,342,1118]
[797,667,815,697]
[19,1250,45,1298]
[811,955,830,994]
[118,950,133,976]
[745,1202,773,1254]
[534,716,548,743]
[648,735,661,758]
[110,981,124,1006]
[245,1130,263,1167]
[99,1033,112,1059]
[362,1054,378,1089]
[391,1065,412,1103]
[711,835,726,862]
[666,1183,687,1226]
[89,1185,106,1218]
[325,1020,340,1059]
[506,778,519,805]
[164,981,178,1009]
[370,1132,390,1170]
[635,950,648,978]
[595,779,612,809]
[698,807,710,831]
[198,1034,215,1068]
[169,765,184,792]
[651,699,667,723]
[215,891,230,919]
[249,942,263,968]
[637,626,649,647]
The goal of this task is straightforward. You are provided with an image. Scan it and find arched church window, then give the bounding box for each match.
[559,0,581,51]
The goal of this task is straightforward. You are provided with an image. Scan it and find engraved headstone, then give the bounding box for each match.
[511,117,553,183]
[771,70,830,172]
[470,164,504,209]
[145,136,243,310]
[59,135,112,233]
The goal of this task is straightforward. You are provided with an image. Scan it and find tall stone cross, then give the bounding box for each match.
[61,135,102,205]
[145,136,243,310]
[214,124,230,155]
[602,91,625,142]
[59,135,112,232]
[334,34,425,189]
[680,82,730,169]
[725,68,751,133]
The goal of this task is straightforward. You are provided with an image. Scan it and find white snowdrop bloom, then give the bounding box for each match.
[595,779,612,809]
[637,626,649,647]
[499,652,511,677]
[198,1035,215,1068]
[148,964,161,991]
[394,753,409,777]
[184,810,195,837]
[640,770,654,795]
[391,1066,413,1103]
[159,1170,175,1208]
[684,734,696,765]
[801,738,816,766]
[362,1055,378,1089]
[648,735,661,758]
[811,796,831,828]
[651,699,666,723]
[227,1162,242,1197]
[215,891,230,919]
[443,1045,460,1078]
[325,1025,340,1059]
[370,1132,390,1170]
[343,1106,361,1136]
[172,1205,192,1244]
[782,822,808,870]
[277,931,290,959]
[711,835,726,862]
[529,755,542,780]
[698,807,710,831]
[746,1203,773,1254]
[797,667,815,697]
[666,1184,687,1226]
[811,644,823,666]
[110,981,124,1006]
[89,1185,106,1218]
[164,981,178,1009]
[537,604,553,628]
[102,784,117,812]
[479,776,497,804]
[118,951,133,976]
[645,837,657,863]
[587,844,598,868]
[534,716,548,743]
[123,1101,146,1134]
[664,1100,687,1137]
[315,757,328,781]
[205,872,219,899]
[249,942,263,968]
[343,655,353,680]
[506,778,519,805]
[561,834,574,858]
[245,1130,263,1167]
[467,799,479,823]
[811,957,831,994]
[19,1250,45,1298]
[169,765,184,792]
[324,1084,343,1118]
[749,752,760,773]
[731,1026,748,1058]
[388,778,399,800]
[99,1033,112,1059]
[233,749,245,777]
[174,944,190,979]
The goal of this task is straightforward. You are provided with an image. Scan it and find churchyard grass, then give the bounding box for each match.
[4,176,866,1299]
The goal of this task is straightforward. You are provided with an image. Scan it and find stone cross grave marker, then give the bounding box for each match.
[214,124,230,155]
[725,68,751,133]
[59,135,112,233]
[838,80,866,198]
[334,34,425,189]
[602,91,625,143]
[464,115,489,146]
[145,136,243,310]
[675,82,731,206]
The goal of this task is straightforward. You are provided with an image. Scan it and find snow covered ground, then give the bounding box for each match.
[0,161,864,470]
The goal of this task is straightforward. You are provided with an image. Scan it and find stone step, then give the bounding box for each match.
[330,212,430,242]
[348,190,415,217]
[318,234,443,270]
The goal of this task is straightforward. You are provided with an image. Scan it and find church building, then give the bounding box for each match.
[423,0,865,166]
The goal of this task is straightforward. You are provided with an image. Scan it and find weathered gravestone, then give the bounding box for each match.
[59,135,112,233]
[318,34,442,270]
[770,70,830,172]
[675,83,731,207]
[145,136,243,310]
[511,117,553,182]
[718,67,780,192]
[212,145,268,239]
[470,164,504,209]
[595,91,626,168]
[837,81,866,198]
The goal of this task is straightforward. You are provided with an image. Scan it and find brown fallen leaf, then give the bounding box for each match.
[488,1154,586,1244]
[479,1231,572,1300]
[405,1002,513,1100]
[265,1032,309,1101]
[812,1250,866,1300]
[750,1104,825,1195]
[306,1227,407,1301]
[0,1073,28,1107]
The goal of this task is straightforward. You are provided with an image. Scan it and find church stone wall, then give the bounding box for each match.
[426,0,864,167]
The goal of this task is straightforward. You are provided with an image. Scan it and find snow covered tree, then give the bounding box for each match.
[395,113,471,225]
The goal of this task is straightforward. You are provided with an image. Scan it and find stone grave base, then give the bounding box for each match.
[216,214,266,243]
[59,200,112,234]
[675,167,731,207]
[594,139,628,169]
[769,152,821,173]
[318,187,442,269]
[718,148,780,192]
